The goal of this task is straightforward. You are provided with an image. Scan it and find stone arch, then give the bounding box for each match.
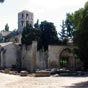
[59,48,72,69]
[48,45,75,69]
[59,48,71,57]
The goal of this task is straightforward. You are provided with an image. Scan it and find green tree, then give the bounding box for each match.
[21,24,36,45]
[72,1,88,69]
[59,20,66,40]
[72,8,84,30]
[65,13,74,38]
[5,24,9,31]
[39,21,60,51]
[59,14,74,45]
[22,20,61,51]
[34,19,39,30]
[59,20,68,45]
[74,16,88,69]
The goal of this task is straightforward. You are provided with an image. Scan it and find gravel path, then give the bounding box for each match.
[0,73,88,88]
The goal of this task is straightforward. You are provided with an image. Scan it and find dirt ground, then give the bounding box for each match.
[0,73,88,88]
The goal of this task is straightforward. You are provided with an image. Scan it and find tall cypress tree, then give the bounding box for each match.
[21,24,36,45]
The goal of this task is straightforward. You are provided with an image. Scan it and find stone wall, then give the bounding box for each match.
[21,41,37,72]
[36,50,48,70]
[48,45,76,69]
[0,41,82,72]
[0,44,17,68]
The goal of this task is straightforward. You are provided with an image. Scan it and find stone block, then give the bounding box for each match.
[35,70,50,77]
[20,71,28,76]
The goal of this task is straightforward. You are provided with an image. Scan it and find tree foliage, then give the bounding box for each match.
[74,9,88,69]
[34,19,39,30]
[59,14,74,45]
[21,21,61,51]
[21,24,37,45]
[65,13,74,38]
[38,21,60,51]
[59,20,68,45]
[71,1,88,69]
[59,2,88,69]
[5,24,9,31]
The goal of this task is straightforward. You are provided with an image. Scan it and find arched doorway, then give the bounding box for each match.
[59,48,71,70]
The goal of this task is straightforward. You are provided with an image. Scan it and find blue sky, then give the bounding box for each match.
[0,0,88,32]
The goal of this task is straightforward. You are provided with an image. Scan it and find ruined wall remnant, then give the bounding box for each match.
[0,41,82,72]
[48,45,76,69]
[0,43,18,68]
[36,50,48,70]
[21,41,37,72]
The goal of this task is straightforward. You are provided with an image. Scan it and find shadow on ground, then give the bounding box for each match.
[64,81,88,88]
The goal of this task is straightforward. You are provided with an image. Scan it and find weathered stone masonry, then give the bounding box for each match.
[0,41,82,72]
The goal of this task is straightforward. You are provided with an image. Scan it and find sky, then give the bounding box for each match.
[0,0,88,32]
